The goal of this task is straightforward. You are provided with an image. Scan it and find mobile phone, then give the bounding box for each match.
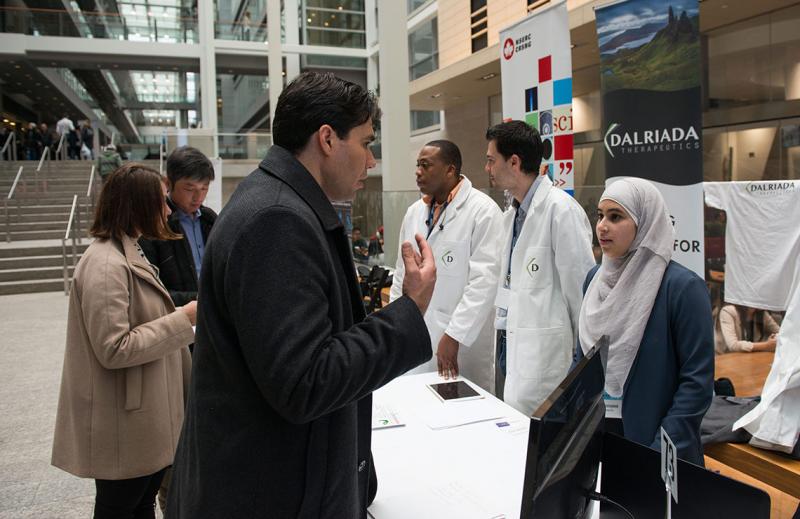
[427,381,483,402]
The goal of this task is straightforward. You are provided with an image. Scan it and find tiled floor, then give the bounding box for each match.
[0,291,164,518]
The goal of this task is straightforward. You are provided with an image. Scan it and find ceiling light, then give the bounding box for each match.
[480,73,497,80]
[430,93,442,98]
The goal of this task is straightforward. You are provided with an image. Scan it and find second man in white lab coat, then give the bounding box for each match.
[485,121,595,416]
[390,140,503,392]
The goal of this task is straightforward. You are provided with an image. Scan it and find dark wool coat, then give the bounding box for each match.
[139,199,217,306]
[166,145,432,518]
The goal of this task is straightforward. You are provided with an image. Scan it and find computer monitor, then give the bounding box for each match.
[519,337,609,519]
[600,432,770,519]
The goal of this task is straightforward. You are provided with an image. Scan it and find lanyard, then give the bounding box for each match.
[426,200,449,239]
[505,207,521,287]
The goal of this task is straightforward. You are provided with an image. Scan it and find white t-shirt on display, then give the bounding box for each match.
[704,180,800,312]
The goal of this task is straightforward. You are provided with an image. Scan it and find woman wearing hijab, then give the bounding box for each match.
[574,177,714,465]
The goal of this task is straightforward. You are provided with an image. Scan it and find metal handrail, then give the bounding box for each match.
[159,141,165,175]
[4,165,24,243]
[35,146,50,192]
[62,194,80,295]
[85,165,96,222]
[6,165,24,201]
[86,165,96,198]
[0,131,16,161]
[55,132,67,160]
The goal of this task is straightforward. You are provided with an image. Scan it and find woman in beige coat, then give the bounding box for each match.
[52,163,196,519]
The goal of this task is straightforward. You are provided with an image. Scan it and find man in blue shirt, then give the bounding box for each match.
[139,146,217,306]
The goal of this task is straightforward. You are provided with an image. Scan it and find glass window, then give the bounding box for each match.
[302,1,366,49]
[410,111,440,131]
[407,0,431,15]
[409,17,438,80]
[707,3,800,110]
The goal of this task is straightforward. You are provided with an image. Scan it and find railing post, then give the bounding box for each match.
[62,238,69,295]
[3,199,8,243]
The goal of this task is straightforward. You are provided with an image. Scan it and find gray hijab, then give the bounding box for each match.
[579,178,674,396]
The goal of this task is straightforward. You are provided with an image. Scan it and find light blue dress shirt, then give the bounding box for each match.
[177,207,205,278]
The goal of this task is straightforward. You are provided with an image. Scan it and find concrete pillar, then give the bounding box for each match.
[284,0,301,82]
[365,0,378,93]
[267,0,283,130]
[377,1,415,267]
[197,0,218,156]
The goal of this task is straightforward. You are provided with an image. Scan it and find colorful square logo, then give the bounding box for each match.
[538,56,552,83]
[553,78,572,106]
[525,112,539,130]
[554,134,573,161]
[539,111,553,136]
[524,87,538,112]
[541,137,553,161]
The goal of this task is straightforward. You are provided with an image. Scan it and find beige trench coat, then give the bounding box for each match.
[52,235,194,480]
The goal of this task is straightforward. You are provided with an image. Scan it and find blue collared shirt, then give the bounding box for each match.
[177,207,204,278]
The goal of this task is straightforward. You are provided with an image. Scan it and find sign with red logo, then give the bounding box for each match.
[500,1,574,194]
[503,38,515,60]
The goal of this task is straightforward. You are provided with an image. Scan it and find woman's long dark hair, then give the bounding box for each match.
[90,163,180,242]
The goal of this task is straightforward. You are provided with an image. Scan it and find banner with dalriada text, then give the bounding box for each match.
[596,0,704,277]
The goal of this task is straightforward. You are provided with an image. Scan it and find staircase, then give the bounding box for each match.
[0,160,96,295]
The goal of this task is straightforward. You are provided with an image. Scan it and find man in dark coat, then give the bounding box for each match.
[139,146,217,306]
[167,72,436,518]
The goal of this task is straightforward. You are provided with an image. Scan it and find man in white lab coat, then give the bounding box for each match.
[485,121,595,416]
[390,140,503,392]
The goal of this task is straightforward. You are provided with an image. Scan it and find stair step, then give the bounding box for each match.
[0,244,89,259]
[4,230,89,240]
[0,279,67,295]
[0,255,66,269]
[1,222,77,232]
[0,266,75,282]
[4,213,79,223]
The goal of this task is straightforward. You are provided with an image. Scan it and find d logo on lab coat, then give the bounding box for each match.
[526,257,540,277]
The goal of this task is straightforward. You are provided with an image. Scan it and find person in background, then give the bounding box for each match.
[23,122,41,160]
[351,226,369,263]
[485,120,595,409]
[368,225,384,265]
[39,123,53,157]
[56,114,75,140]
[139,146,217,307]
[80,121,95,160]
[97,144,123,183]
[51,163,196,519]
[67,127,80,160]
[575,177,714,465]
[715,304,780,353]
[390,139,503,392]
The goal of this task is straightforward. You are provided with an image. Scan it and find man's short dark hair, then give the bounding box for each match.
[485,121,543,174]
[166,146,215,185]
[352,226,361,233]
[425,139,462,176]
[272,72,381,154]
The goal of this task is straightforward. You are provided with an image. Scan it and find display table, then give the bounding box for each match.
[367,372,600,519]
[368,372,530,519]
[714,351,775,397]
[705,351,800,500]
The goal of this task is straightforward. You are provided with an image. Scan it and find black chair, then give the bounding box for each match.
[364,267,389,313]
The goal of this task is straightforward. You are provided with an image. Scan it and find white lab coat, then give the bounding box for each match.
[497,177,595,416]
[734,263,800,452]
[390,176,503,392]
